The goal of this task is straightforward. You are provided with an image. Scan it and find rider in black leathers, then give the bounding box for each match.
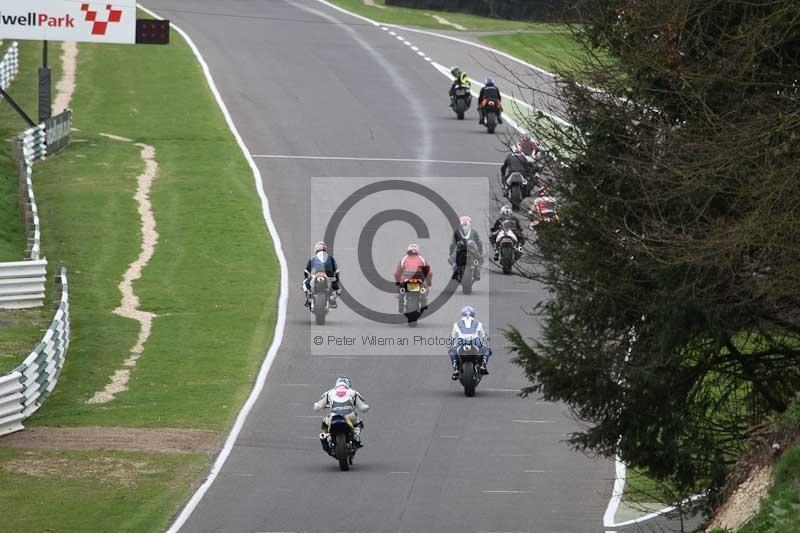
[478,78,503,125]
[490,206,525,260]
[449,216,483,281]
[500,146,536,193]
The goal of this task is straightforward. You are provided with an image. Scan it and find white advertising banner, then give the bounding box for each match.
[0,0,136,44]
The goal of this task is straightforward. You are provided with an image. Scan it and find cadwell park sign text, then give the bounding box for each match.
[0,1,136,44]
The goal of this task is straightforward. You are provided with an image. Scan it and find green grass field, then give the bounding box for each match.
[0,9,279,531]
[0,447,207,532]
[480,32,585,74]
[25,28,279,430]
[328,0,545,31]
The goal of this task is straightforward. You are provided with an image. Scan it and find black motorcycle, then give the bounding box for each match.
[456,343,483,397]
[495,220,521,275]
[399,279,427,327]
[504,172,530,211]
[451,86,471,120]
[453,240,481,295]
[308,271,334,325]
[319,414,358,471]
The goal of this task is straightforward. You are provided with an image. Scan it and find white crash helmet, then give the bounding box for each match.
[461,305,475,318]
[335,376,351,389]
[407,243,420,255]
[314,241,327,253]
[500,205,513,218]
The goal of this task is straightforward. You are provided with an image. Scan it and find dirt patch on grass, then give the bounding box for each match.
[3,452,149,486]
[0,427,221,454]
[706,464,774,532]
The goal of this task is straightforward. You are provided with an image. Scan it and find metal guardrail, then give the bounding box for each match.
[0,268,70,437]
[0,259,48,309]
[0,42,19,96]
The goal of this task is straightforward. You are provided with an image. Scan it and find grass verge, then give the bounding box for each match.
[624,466,681,505]
[480,32,584,74]
[0,447,207,532]
[0,8,278,532]
[328,0,545,31]
[27,15,278,430]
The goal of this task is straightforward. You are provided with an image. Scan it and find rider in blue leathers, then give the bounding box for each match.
[304,241,340,308]
[449,306,492,380]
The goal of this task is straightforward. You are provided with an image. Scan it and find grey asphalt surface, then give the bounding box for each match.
[147,1,618,531]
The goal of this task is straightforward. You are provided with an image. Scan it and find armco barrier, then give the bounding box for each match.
[0,259,48,309]
[0,42,19,96]
[0,268,70,437]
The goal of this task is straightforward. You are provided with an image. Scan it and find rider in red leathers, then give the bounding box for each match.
[394,243,432,312]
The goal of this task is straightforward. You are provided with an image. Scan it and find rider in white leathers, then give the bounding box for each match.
[314,376,370,446]
[449,306,492,380]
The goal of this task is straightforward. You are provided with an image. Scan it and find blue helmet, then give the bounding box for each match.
[335,376,351,388]
[461,306,475,318]
[484,78,495,87]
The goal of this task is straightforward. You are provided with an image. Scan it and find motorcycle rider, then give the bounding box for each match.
[449,306,492,379]
[449,216,483,281]
[314,376,370,448]
[531,186,558,224]
[491,205,525,260]
[478,78,503,125]
[303,241,340,308]
[394,243,432,313]
[500,145,532,192]
[517,132,539,158]
[449,66,472,108]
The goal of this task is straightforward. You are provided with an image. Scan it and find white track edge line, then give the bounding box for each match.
[311,0,556,77]
[137,5,290,532]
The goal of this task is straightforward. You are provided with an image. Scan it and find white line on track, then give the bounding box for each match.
[481,388,520,393]
[251,154,497,165]
[439,435,459,438]
[497,454,532,457]
[512,420,555,424]
[138,6,290,533]
[390,471,410,474]
[524,470,549,473]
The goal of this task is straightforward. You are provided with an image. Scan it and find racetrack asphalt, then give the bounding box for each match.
[146,1,625,531]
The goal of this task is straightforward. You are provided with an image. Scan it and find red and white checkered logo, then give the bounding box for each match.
[80,4,123,36]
